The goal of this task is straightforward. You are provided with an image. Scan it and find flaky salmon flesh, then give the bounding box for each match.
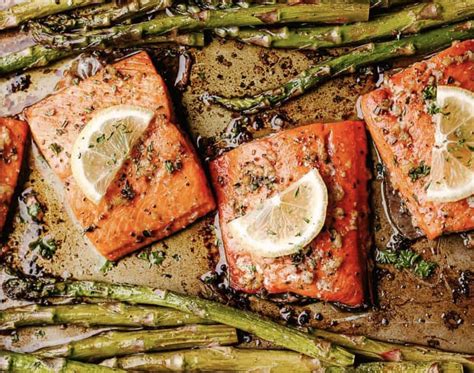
[24,52,215,260]
[361,40,474,240]
[209,121,370,307]
[0,118,28,234]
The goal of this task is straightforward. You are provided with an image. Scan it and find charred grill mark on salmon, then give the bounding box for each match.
[361,40,474,240]
[24,52,215,260]
[209,121,370,307]
[0,118,28,234]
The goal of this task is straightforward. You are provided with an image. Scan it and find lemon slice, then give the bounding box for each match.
[228,169,328,258]
[426,86,474,203]
[71,105,154,204]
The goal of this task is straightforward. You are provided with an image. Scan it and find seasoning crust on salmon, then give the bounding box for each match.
[24,52,215,260]
[210,121,370,307]
[361,40,474,240]
[0,118,28,234]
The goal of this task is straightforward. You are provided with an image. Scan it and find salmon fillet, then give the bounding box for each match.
[209,121,370,307]
[0,118,28,234]
[361,40,474,240]
[24,52,215,260]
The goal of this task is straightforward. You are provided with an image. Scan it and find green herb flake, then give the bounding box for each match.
[100,260,116,274]
[408,161,431,182]
[422,85,437,101]
[414,260,437,278]
[28,237,58,259]
[49,143,63,156]
[427,103,442,115]
[137,250,166,266]
[375,248,436,279]
[96,134,106,144]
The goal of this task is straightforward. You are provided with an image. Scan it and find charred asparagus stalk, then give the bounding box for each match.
[0,303,212,330]
[215,0,474,50]
[40,0,173,32]
[33,324,238,361]
[0,32,204,76]
[100,347,330,372]
[34,2,370,51]
[353,361,463,373]
[0,0,105,30]
[3,277,355,367]
[211,20,474,113]
[311,329,474,373]
[0,351,124,373]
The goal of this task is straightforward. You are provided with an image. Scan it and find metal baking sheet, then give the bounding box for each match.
[0,28,472,354]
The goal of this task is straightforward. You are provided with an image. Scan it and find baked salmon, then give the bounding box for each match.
[209,121,370,307]
[24,52,215,260]
[0,118,28,234]
[361,40,474,240]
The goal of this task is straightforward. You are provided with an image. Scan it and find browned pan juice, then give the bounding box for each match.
[0,32,472,353]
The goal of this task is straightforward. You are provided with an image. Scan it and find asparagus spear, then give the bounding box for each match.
[215,0,474,50]
[40,0,173,32]
[0,0,105,30]
[33,324,238,361]
[3,277,355,367]
[0,32,204,76]
[311,329,474,373]
[34,2,370,52]
[353,361,464,373]
[370,0,417,8]
[211,20,474,113]
[0,303,213,330]
[0,351,124,373]
[100,347,331,372]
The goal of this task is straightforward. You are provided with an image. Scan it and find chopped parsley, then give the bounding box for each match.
[96,134,106,144]
[408,161,430,182]
[427,103,443,115]
[100,260,116,274]
[422,85,437,101]
[164,160,183,174]
[137,250,166,266]
[376,247,437,278]
[28,237,58,259]
[49,143,63,155]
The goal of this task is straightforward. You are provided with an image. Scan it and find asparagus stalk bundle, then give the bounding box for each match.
[0,0,105,30]
[100,347,329,372]
[311,329,474,373]
[40,0,174,32]
[0,32,204,77]
[214,0,474,50]
[0,303,212,330]
[34,2,370,52]
[0,351,124,373]
[211,20,474,113]
[33,324,238,361]
[3,277,355,367]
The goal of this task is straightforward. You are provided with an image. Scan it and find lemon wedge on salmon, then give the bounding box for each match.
[426,86,474,203]
[71,105,154,204]
[228,169,328,258]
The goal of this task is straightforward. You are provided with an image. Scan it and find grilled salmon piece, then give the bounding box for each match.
[24,52,215,260]
[0,118,28,234]
[209,121,370,307]
[361,40,474,240]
